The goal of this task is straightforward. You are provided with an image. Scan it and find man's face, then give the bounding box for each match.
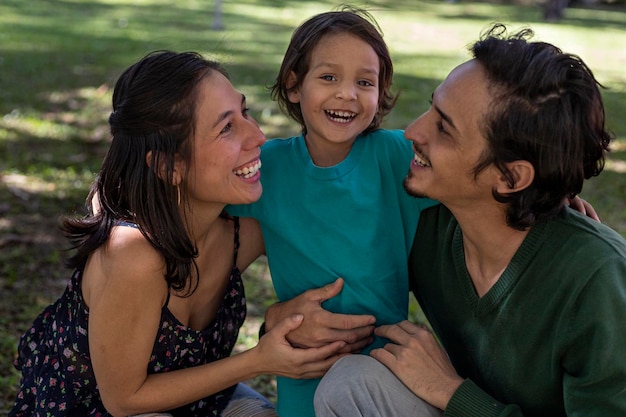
[403,60,501,210]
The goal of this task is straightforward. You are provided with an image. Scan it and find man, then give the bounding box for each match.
[313,24,626,416]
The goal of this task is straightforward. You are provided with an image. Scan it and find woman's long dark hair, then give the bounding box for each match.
[62,51,228,294]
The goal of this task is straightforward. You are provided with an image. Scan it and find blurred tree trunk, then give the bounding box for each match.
[212,0,224,30]
[542,0,569,21]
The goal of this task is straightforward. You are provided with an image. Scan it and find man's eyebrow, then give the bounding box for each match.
[212,94,246,129]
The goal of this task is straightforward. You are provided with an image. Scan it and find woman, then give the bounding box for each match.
[9,51,345,417]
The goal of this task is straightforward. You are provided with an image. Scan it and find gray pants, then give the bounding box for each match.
[314,355,443,417]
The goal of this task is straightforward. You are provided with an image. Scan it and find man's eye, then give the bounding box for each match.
[437,121,448,135]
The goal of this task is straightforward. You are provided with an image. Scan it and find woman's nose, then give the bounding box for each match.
[245,116,266,147]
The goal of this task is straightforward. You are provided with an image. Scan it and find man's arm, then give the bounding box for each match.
[372,321,525,417]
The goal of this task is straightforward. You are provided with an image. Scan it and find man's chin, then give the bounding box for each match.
[403,176,428,198]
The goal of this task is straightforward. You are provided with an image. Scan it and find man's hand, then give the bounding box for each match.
[265,278,376,353]
[371,321,464,411]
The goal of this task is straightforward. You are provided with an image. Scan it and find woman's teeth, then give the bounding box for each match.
[234,161,262,178]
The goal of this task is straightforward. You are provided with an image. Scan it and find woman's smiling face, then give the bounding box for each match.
[181,72,266,210]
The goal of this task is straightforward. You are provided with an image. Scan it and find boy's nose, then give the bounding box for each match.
[336,83,357,100]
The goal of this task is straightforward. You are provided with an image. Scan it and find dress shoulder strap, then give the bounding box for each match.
[232,216,240,266]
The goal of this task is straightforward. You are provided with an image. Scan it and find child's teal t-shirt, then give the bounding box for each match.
[227,129,438,417]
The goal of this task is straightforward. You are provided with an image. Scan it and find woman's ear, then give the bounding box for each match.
[496,160,535,194]
[286,71,300,104]
[146,151,182,185]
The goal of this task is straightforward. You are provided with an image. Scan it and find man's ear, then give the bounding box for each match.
[286,71,300,104]
[496,160,534,194]
[146,151,182,185]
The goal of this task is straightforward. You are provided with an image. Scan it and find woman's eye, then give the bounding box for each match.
[242,107,250,118]
[220,122,232,135]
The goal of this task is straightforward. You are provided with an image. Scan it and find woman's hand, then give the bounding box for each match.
[264,278,376,353]
[255,314,349,379]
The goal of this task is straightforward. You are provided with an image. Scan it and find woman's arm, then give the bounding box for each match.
[85,225,346,416]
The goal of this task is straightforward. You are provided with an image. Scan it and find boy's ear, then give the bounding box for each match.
[496,160,534,194]
[286,71,300,104]
[146,151,182,185]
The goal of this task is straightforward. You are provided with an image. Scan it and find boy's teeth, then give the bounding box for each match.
[234,161,262,178]
[326,110,355,122]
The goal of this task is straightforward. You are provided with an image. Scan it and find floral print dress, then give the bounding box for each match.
[10,218,246,417]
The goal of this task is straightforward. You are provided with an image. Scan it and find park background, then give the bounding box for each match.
[1,0,625,412]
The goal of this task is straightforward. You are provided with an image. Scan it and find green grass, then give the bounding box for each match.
[1,0,625,412]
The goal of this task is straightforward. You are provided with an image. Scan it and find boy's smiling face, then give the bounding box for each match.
[288,32,380,166]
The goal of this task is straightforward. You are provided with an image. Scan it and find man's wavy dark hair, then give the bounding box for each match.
[471,24,613,229]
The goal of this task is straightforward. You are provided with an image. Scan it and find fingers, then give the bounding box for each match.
[375,321,430,344]
[582,200,601,222]
[313,277,344,303]
[270,313,304,338]
[566,196,601,222]
[288,320,375,349]
[318,310,376,331]
[313,340,348,358]
[285,342,349,379]
[370,346,394,364]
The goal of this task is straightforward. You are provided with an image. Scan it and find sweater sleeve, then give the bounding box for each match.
[560,256,626,416]
[444,380,523,417]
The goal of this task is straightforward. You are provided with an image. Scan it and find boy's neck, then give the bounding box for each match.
[304,134,356,167]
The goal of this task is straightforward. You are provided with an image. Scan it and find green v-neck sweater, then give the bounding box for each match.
[410,205,626,417]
